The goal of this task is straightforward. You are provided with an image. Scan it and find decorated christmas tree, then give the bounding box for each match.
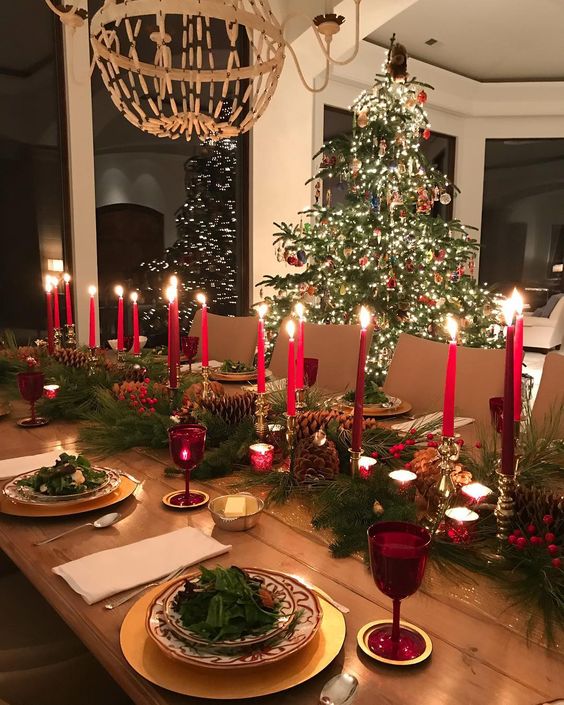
[138,135,238,336]
[259,38,500,382]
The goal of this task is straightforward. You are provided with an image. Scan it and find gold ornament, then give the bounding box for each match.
[339,284,347,295]
[372,500,385,515]
[434,272,443,284]
[357,110,369,128]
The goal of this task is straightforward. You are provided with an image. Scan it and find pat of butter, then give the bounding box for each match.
[223,496,247,518]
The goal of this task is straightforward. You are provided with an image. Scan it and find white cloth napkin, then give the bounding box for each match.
[0,448,69,480]
[53,527,231,604]
[391,412,474,433]
[180,360,222,373]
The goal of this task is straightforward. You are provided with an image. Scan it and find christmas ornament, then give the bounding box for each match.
[378,139,387,157]
[386,275,397,289]
[433,186,440,202]
[351,157,361,175]
[339,284,347,295]
[422,128,431,140]
[296,250,307,264]
[406,97,416,108]
[398,161,407,175]
[326,189,332,208]
[293,430,340,483]
[387,39,408,81]
[416,187,432,214]
[417,90,427,104]
[374,227,382,242]
[343,247,353,257]
[434,272,443,284]
[440,191,452,205]
[307,285,317,296]
[370,195,380,211]
[435,249,446,261]
[357,110,369,128]
[405,259,414,272]
[314,180,321,204]
[359,256,369,268]
[321,153,336,168]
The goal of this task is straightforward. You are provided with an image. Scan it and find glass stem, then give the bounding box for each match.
[185,468,190,498]
[30,401,36,423]
[392,598,401,644]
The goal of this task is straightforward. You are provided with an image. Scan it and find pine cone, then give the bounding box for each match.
[294,430,340,483]
[198,391,256,425]
[411,447,472,500]
[123,364,147,382]
[296,410,380,441]
[515,485,563,531]
[112,380,167,398]
[53,348,90,369]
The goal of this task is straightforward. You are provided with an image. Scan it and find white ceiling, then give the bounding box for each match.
[365,0,564,82]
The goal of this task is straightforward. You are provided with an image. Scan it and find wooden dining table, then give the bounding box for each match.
[0,410,562,705]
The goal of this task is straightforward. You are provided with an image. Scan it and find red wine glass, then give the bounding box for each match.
[17,371,48,427]
[367,521,431,663]
[303,357,319,386]
[168,423,207,507]
[181,336,199,373]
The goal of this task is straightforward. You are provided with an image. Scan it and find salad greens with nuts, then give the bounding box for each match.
[343,381,389,406]
[172,566,285,643]
[17,453,107,496]
[220,360,255,373]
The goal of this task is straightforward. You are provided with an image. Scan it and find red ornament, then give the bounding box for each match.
[386,276,397,289]
[359,256,369,268]
[417,90,427,105]
[422,128,431,140]
[435,249,446,261]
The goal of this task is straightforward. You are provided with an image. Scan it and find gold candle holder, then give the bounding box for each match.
[54,327,63,349]
[87,347,97,376]
[348,447,364,478]
[117,349,126,365]
[495,468,517,542]
[201,365,211,400]
[64,323,77,349]
[295,387,306,413]
[254,392,269,441]
[285,413,296,455]
[423,435,459,531]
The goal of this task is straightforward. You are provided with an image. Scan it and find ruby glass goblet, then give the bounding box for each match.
[17,371,48,427]
[181,336,199,373]
[303,357,319,387]
[367,521,431,663]
[168,423,207,507]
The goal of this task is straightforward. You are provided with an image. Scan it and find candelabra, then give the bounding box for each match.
[423,435,459,532]
[254,392,269,441]
[201,365,211,401]
[295,387,306,413]
[348,447,364,478]
[54,327,63,349]
[64,324,77,349]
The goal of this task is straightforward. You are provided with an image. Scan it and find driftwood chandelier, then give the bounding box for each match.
[44,0,362,141]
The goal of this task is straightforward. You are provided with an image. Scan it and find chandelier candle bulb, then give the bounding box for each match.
[115,285,125,353]
[257,304,267,394]
[512,289,524,423]
[501,299,515,476]
[196,293,209,367]
[45,278,55,355]
[249,443,275,473]
[352,306,371,453]
[52,277,61,330]
[442,317,458,437]
[63,273,73,325]
[88,286,97,350]
[286,320,296,416]
[130,292,140,355]
[294,302,305,389]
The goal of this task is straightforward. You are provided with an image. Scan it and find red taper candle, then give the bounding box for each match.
[197,293,209,366]
[501,300,515,475]
[131,292,140,354]
[88,286,96,349]
[295,302,305,389]
[45,279,55,355]
[52,277,61,329]
[167,286,178,388]
[442,317,458,437]
[351,307,371,452]
[512,289,524,422]
[63,273,73,325]
[286,320,296,416]
[257,304,267,394]
[115,285,124,351]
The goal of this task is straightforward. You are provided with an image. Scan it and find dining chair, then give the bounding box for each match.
[188,310,257,366]
[383,333,506,428]
[269,318,374,393]
[531,351,564,437]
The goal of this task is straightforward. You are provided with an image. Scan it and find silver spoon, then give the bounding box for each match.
[34,512,121,545]
[320,673,359,705]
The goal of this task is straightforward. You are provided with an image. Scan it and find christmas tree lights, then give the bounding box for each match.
[259,39,501,382]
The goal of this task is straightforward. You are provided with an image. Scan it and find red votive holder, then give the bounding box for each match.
[249,443,275,473]
[388,469,417,500]
[43,384,60,400]
[359,456,377,479]
[460,482,493,506]
[444,506,479,543]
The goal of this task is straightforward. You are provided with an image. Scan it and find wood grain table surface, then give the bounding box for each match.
[0,413,562,705]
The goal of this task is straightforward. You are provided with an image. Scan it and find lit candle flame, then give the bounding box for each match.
[45,277,53,293]
[257,303,268,320]
[294,302,305,320]
[51,276,59,288]
[196,293,206,306]
[166,286,176,304]
[170,275,178,288]
[389,469,417,483]
[461,482,492,501]
[445,506,479,523]
[63,273,71,284]
[88,285,97,296]
[359,306,371,330]
[446,316,458,342]
[286,320,296,339]
[130,291,138,303]
[181,449,189,461]
[115,285,124,298]
[511,288,523,316]
[502,299,515,326]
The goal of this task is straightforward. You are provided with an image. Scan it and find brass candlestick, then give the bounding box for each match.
[494,423,521,543]
[64,323,76,349]
[295,387,306,413]
[255,392,269,441]
[349,447,364,478]
[285,413,296,456]
[54,327,63,349]
[117,349,126,365]
[423,435,459,532]
[87,347,97,376]
[201,365,211,401]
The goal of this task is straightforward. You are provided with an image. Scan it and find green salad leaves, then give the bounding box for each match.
[220,360,254,373]
[17,452,106,496]
[343,381,389,405]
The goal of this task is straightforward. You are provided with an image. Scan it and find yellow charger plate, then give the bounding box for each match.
[0,476,137,518]
[120,581,346,699]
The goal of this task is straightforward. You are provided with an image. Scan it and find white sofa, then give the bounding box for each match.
[523,296,564,350]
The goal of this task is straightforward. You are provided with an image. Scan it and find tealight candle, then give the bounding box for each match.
[43,384,60,400]
[358,456,377,479]
[461,482,493,505]
[249,443,275,473]
[445,506,479,543]
[388,468,417,499]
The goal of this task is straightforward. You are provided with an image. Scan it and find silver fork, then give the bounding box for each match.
[104,564,187,610]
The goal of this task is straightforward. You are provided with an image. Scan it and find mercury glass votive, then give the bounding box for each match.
[43,384,60,400]
[359,456,377,479]
[249,443,275,473]
[444,506,479,543]
[388,469,417,500]
[461,482,493,506]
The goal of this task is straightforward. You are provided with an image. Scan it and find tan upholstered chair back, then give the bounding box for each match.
[383,333,505,427]
[269,319,374,393]
[532,352,564,437]
[188,310,257,366]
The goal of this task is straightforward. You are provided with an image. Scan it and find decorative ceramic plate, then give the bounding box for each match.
[146,568,322,669]
[3,468,119,506]
[337,398,412,418]
[209,368,272,383]
[161,569,298,649]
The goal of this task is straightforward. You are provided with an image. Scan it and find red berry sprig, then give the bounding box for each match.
[507,517,561,569]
